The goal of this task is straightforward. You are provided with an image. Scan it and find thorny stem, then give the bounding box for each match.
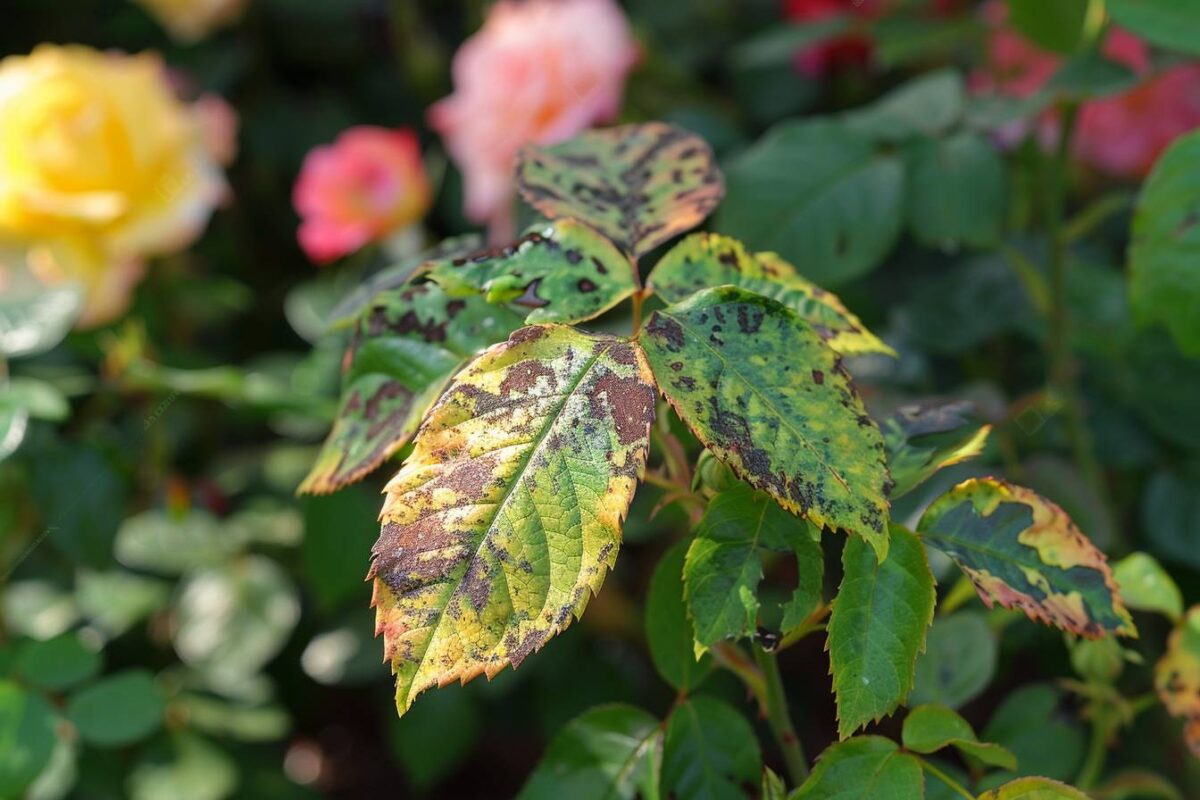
[753,646,810,785]
[917,757,976,800]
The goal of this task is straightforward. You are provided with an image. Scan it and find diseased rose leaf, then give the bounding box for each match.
[901,704,1017,770]
[516,123,724,259]
[683,483,823,654]
[647,233,894,356]
[371,325,656,715]
[978,777,1091,799]
[882,401,992,499]
[1155,605,1200,759]
[828,525,935,738]
[793,736,924,799]
[299,282,523,495]
[641,286,891,561]
[918,478,1136,639]
[424,219,637,325]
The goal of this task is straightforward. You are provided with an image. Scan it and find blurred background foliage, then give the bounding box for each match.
[3,0,1200,797]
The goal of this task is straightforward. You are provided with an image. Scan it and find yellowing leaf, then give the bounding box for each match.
[978,777,1091,799]
[647,233,894,356]
[1155,605,1200,758]
[918,478,1136,639]
[641,286,891,560]
[882,400,991,499]
[371,325,656,714]
[516,123,724,259]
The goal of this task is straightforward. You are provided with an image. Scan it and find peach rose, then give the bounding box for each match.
[428,0,639,239]
[292,127,430,264]
[133,0,248,42]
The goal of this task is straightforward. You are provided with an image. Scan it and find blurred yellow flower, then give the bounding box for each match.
[0,44,224,327]
[133,0,248,42]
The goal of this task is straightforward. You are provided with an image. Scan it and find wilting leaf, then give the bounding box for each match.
[647,233,894,356]
[905,131,1008,249]
[978,777,1091,799]
[683,483,823,653]
[661,696,761,800]
[828,525,936,737]
[902,704,1017,769]
[919,478,1136,638]
[516,123,724,259]
[715,119,905,286]
[1129,130,1200,358]
[299,282,522,494]
[1108,0,1200,57]
[519,704,661,800]
[424,219,638,325]
[372,325,656,714]
[641,287,891,560]
[647,541,714,692]
[793,736,923,799]
[882,401,991,499]
[1113,552,1183,622]
[1155,606,1200,758]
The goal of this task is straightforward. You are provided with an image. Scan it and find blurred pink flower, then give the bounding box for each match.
[428,0,638,239]
[293,127,430,265]
[783,0,880,76]
[193,93,239,168]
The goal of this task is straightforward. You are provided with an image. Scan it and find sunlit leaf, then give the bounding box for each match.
[647,541,714,692]
[641,287,891,560]
[661,696,760,800]
[127,733,238,800]
[647,233,894,356]
[828,525,936,737]
[519,704,661,800]
[978,776,1091,799]
[516,123,724,259]
[372,325,656,714]
[0,280,81,359]
[1155,605,1200,758]
[683,483,822,653]
[902,704,1017,769]
[918,478,1136,638]
[1113,552,1183,622]
[882,401,991,499]
[299,282,522,494]
[793,736,923,799]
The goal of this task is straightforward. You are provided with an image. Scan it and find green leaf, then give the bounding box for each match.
[902,705,1017,769]
[1108,0,1200,57]
[301,487,380,612]
[67,669,164,747]
[372,325,656,714]
[1129,130,1200,357]
[982,684,1085,781]
[648,541,714,692]
[647,233,894,356]
[793,736,924,799]
[0,680,57,797]
[519,704,661,800]
[1143,465,1200,570]
[75,569,170,638]
[1007,0,1088,53]
[911,612,997,709]
[841,69,966,142]
[905,132,1008,249]
[4,377,69,422]
[15,632,102,691]
[762,766,787,800]
[174,695,290,742]
[1155,605,1200,758]
[828,525,936,737]
[424,219,637,325]
[716,120,905,286]
[516,123,724,259]
[978,777,1091,799]
[684,484,823,653]
[115,510,241,575]
[882,401,991,500]
[641,287,891,560]
[1113,552,1183,622]
[661,696,761,800]
[1045,51,1139,100]
[126,733,238,800]
[173,556,300,692]
[299,282,522,494]
[918,478,1136,638]
[0,394,27,464]
[390,684,482,792]
[0,281,81,359]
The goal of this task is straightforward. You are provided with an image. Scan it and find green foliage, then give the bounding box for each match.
[905,131,1008,249]
[881,402,991,500]
[647,541,714,692]
[66,669,165,747]
[1113,552,1184,622]
[793,736,923,799]
[661,696,761,800]
[1107,0,1200,57]
[982,685,1086,783]
[14,632,102,691]
[1006,0,1089,53]
[911,612,998,709]
[0,680,57,797]
[902,704,1017,769]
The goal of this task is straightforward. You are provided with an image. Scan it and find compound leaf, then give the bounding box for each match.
[1155,605,1200,758]
[641,287,891,561]
[902,704,1017,769]
[661,696,761,800]
[516,123,724,259]
[647,233,894,356]
[918,478,1136,638]
[882,401,991,499]
[299,282,522,494]
[371,325,656,714]
[424,219,638,325]
[793,736,924,799]
[828,525,936,738]
[978,777,1091,799]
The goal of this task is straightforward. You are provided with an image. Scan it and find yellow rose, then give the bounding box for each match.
[0,45,224,327]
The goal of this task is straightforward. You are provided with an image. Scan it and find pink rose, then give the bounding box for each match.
[293,127,430,265]
[428,0,639,240]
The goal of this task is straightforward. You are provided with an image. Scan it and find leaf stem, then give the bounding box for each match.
[917,757,976,800]
[1075,711,1116,790]
[631,288,648,337]
[753,645,810,785]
